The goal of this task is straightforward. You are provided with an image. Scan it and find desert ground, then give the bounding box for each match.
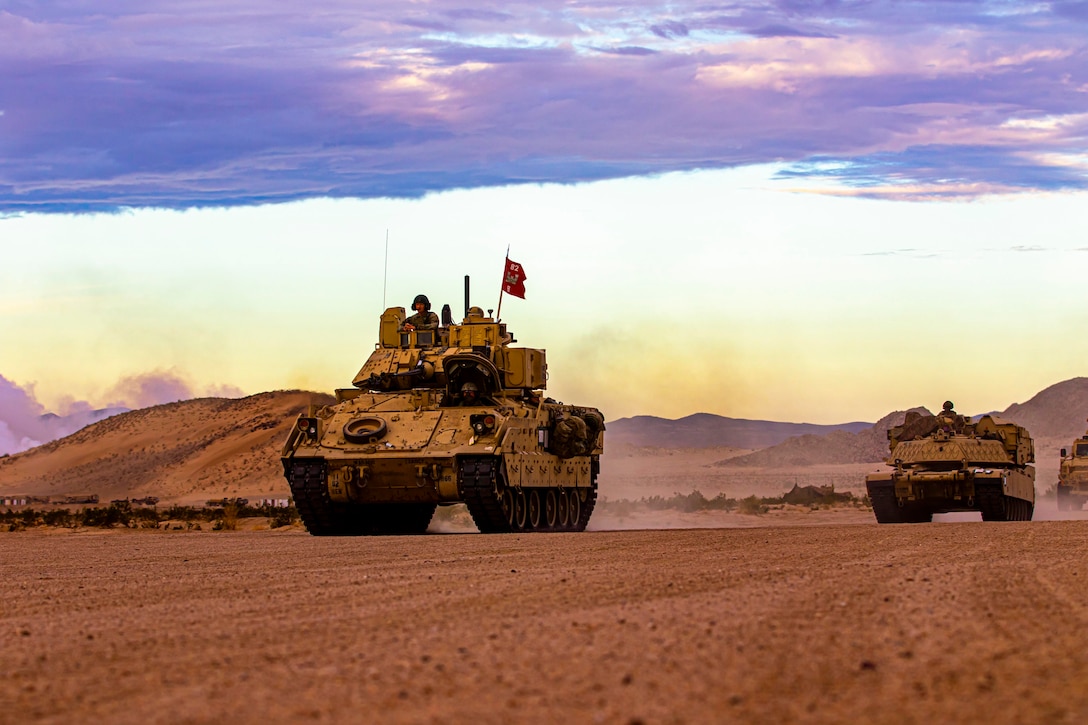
[4,516,1088,724]
[5,388,1088,722]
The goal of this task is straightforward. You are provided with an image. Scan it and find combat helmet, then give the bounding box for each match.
[413,294,431,311]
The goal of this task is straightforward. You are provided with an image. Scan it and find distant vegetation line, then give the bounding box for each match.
[4,486,1066,533]
[1,501,299,532]
[4,491,878,532]
[598,490,866,515]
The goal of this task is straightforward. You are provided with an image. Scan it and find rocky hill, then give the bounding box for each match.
[1000,378,1088,441]
[4,378,1088,505]
[0,391,332,504]
[606,413,871,449]
[715,408,930,467]
[714,378,1088,469]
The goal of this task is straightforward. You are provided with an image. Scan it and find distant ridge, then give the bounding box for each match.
[0,391,333,503]
[6,378,1088,504]
[1000,377,1088,440]
[715,378,1088,468]
[715,408,929,467]
[40,406,129,426]
[606,412,872,449]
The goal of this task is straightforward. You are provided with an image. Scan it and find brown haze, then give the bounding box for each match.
[4,379,1088,515]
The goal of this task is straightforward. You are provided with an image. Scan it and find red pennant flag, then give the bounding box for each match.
[502,257,527,299]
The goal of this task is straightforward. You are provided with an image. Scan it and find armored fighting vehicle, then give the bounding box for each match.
[281,301,604,535]
[865,403,1035,523]
[1056,422,1088,511]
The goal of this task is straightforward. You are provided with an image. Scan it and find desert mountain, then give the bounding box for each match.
[716,378,1088,469]
[715,408,930,467]
[999,377,1088,441]
[4,378,1088,505]
[40,406,130,426]
[606,413,871,449]
[0,391,332,504]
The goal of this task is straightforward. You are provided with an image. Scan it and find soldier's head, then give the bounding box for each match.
[942,400,954,412]
[461,381,479,403]
[413,294,431,312]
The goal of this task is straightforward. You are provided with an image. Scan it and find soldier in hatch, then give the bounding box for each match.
[459,382,480,406]
[937,400,966,433]
[401,294,439,332]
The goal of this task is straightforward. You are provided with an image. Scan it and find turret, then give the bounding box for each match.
[350,306,547,399]
[886,410,1032,469]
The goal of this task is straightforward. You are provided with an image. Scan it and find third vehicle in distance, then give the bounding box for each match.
[1056,421,1088,511]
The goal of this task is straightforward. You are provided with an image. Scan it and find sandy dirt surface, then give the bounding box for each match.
[4,521,1088,724]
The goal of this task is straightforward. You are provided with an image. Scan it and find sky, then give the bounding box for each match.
[3,2,1088,453]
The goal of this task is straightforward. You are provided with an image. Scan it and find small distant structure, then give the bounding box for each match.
[783,484,851,506]
[2,493,100,507]
[205,497,249,508]
[109,497,160,506]
[60,494,99,505]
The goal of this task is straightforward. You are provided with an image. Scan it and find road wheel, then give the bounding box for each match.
[567,490,581,530]
[544,490,559,529]
[500,487,516,528]
[513,489,528,530]
[528,490,542,529]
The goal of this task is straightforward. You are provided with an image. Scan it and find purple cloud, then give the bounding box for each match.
[1,2,1086,211]
[0,371,245,455]
[747,25,837,39]
[0,374,126,456]
[650,21,689,39]
[0,374,51,455]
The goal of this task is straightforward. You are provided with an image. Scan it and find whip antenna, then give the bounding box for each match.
[382,229,389,309]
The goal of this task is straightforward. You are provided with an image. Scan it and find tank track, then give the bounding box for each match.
[458,456,597,533]
[977,482,1033,522]
[574,486,598,532]
[867,481,931,524]
[458,457,507,533]
[868,482,904,524]
[284,458,436,536]
[869,479,1032,523]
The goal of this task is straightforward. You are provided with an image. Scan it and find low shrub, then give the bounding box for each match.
[738,495,768,515]
[218,501,239,531]
[0,500,299,531]
[268,506,299,528]
[597,491,799,516]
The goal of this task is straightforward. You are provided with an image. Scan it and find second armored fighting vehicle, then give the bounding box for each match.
[1056,422,1088,511]
[281,299,604,535]
[865,402,1035,523]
